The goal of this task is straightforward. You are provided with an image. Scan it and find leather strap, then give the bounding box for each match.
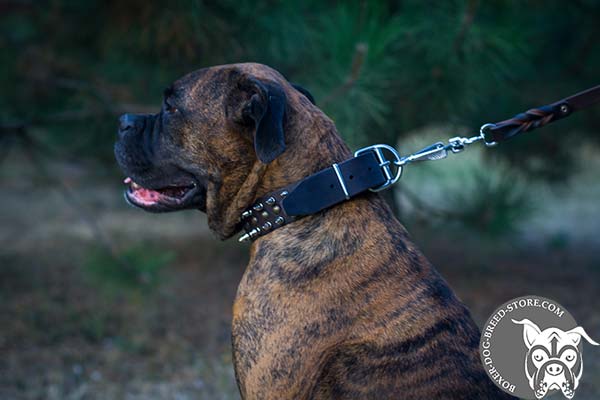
[239,150,387,241]
[486,84,600,143]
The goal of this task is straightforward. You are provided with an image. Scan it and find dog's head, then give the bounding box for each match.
[114,63,339,239]
[512,319,599,399]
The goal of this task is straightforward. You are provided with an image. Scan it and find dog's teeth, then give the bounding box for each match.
[131,182,141,190]
[124,177,132,184]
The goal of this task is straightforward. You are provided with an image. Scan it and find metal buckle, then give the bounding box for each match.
[354,144,403,192]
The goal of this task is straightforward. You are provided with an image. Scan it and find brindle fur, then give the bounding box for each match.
[115,63,514,399]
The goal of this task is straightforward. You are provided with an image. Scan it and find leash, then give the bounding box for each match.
[239,84,600,242]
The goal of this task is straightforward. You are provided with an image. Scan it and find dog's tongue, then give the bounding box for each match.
[124,176,161,204]
[138,190,161,203]
[123,176,192,204]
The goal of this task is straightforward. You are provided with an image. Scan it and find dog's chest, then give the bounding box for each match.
[230,264,344,399]
[231,292,311,398]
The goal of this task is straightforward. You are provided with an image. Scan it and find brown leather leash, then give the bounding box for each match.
[239,85,600,242]
[485,85,600,144]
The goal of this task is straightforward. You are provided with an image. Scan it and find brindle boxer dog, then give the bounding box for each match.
[114,63,514,399]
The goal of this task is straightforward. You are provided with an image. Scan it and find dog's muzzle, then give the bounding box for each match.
[533,358,576,399]
[114,113,207,213]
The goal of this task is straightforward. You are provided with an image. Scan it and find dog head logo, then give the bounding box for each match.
[512,318,599,399]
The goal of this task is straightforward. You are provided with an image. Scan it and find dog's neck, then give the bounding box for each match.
[257,106,352,194]
[245,190,420,288]
[210,101,352,239]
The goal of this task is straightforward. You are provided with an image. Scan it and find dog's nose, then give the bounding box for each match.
[545,363,564,376]
[118,114,138,140]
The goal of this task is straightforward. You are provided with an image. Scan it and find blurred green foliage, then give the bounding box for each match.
[2,0,599,171]
[395,127,536,236]
[1,1,599,234]
[450,171,532,235]
[84,244,174,294]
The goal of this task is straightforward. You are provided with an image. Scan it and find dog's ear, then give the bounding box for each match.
[512,319,542,349]
[291,83,316,105]
[236,78,286,164]
[565,326,600,346]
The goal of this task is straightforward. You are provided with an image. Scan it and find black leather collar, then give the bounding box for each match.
[238,148,396,242]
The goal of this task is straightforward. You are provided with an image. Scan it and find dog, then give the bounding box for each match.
[512,319,599,399]
[114,63,514,399]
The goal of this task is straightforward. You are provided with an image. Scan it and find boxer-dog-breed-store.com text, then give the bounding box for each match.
[114,63,515,399]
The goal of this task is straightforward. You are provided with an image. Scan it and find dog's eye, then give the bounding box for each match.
[532,349,546,362]
[562,350,577,362]
[164,99,178,114]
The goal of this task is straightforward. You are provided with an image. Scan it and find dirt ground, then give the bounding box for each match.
[1,152,599,399]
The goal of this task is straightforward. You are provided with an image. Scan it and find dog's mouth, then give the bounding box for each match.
[123,177,205,212]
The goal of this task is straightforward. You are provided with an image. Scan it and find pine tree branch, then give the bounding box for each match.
[321,43,368,107]
[453,0,479,59]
